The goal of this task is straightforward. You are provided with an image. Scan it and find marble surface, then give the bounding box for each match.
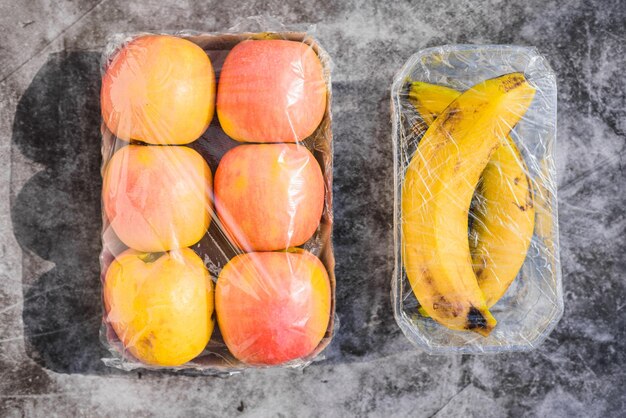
[1,0,624,416]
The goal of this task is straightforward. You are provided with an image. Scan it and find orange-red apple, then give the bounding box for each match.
[101,35,215,145]
[214,144,324,251]
[103,145,211,252]
[215,250,331,365]
[216,39,326,143]
[104,248,213,366]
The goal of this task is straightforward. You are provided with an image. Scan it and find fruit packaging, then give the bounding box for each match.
[99,29,335,374]
[392,45,563,353]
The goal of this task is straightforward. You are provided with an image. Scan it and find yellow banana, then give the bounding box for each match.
[408,81,536,308]
[402,73,535,336]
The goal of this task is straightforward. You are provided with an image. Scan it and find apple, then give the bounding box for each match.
[216,39,326,143]
[104,248,213,366]
[215,250,331,365]
[101,35,215,145]
[103,145,211,252]
[214,143,324,251]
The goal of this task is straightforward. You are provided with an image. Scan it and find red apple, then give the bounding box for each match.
[214,144,324,251]
[101,35,215,145]
[103,145,211,252]
[216,39,327,143]
[215,250,331,365]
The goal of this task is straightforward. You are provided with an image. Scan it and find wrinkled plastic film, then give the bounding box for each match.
[99,27,334,374]
[391,45,563,353]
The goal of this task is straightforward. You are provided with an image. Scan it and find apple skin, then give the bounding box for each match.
[104,248,214,366]
[101,35,215,145]
[215,250,331,365]
[216,39,326,143]
[103,145,211,252]
[214,143,324,251]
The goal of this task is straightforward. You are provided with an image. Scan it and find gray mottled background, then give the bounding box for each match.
[1,0,625,416]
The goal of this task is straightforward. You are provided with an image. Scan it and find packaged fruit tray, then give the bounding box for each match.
[392,45,563,353]
[99,31,335,373]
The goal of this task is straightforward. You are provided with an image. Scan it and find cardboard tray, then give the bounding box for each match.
[99,31,335,373]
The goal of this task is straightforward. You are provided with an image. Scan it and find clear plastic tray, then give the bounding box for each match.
[391,45,563,353]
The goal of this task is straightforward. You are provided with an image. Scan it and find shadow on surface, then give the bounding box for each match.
[322,80,409,363]
[11,51,110,374]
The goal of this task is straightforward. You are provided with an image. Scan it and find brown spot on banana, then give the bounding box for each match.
[420,267,434,286]
[474,266,484,279]
[431,295,463,318]
[475,255,487,283]
[525,172,535,209]
[432,296,446,310]
[467,307,490,334]
[410,119,428,136]
[500,73,526,92]
[439,106,461,128]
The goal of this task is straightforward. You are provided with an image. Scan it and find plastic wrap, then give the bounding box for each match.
[391,45,563,353]
[99,27,334,374]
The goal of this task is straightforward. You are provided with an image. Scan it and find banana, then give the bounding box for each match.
[408,81,536,308]
[402,73,535,336]
[408,82,460,125]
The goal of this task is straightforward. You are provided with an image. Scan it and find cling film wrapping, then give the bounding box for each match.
[99,25,335,374]
[391,45,563,353]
